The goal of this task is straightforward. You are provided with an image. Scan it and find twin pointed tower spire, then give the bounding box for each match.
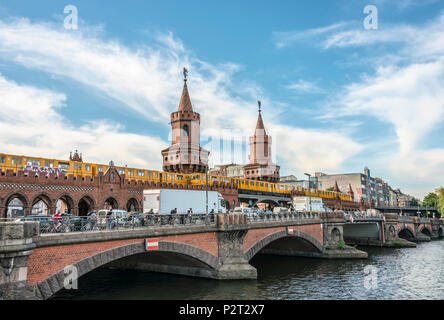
[178,67,193,112]
[244,100,280,182]
[255,100,266,133]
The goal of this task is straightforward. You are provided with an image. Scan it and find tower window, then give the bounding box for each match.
[183,124,189,137]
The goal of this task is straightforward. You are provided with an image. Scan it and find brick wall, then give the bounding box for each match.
[27,232,218,286]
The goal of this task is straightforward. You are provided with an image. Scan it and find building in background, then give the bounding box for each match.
[209,163,244,178]
[279,175,322,189]
[314,167,409,207]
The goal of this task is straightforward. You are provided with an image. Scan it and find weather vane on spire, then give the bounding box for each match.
[183,67,188,82]
[258,100,262,113]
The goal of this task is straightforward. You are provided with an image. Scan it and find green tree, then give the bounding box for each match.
[438,188,444,214]
[410,198,419,207]
[423,193,439,208]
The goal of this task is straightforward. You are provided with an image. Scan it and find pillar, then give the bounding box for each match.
[0,221,39,300]
[215,214,257,279]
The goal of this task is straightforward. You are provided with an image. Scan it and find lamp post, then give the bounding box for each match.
[206,168,209,215]
[304,173,312,212]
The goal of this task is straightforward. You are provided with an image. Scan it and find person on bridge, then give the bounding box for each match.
[51,210,62,221]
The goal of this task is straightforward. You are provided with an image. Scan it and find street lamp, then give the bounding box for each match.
[304,173,312,212]
[206,168,209,215]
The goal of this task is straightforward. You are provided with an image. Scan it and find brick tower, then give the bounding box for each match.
[243,101,280,182]
[161,68,210,173]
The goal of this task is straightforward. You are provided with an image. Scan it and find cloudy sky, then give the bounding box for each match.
[0,0,443,199]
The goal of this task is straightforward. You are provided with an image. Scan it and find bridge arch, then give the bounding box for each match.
[398,226,415,240]
[78,195,96,216]
[103,197,119,210]
[126,197,140,212]
[420,226,432,237]
[56,193,75,214]
[4,191,29,217]
[245,230,323,261]
[31,192,53,215]
[33,241,219,300]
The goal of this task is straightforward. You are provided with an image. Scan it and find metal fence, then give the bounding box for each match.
[0,214,216,234]
[246,212,320,222]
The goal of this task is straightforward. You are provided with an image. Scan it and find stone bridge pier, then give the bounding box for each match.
[0,222,39,300]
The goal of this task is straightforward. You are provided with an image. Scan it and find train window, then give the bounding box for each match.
[0,156,4,164]
[260,183,264,187]
[256,182,259,187]
[58,162,70,169]
[177,175,183,180]
[18,158,22,166]
[137,171,144,176]
[86,165,91,171]
[225,178,229,183]
[212,177,217,182]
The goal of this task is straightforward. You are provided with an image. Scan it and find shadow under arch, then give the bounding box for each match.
[245,230,323,261]
[34,241,220,300]
[420,226,432,237]
[398,226,415,240]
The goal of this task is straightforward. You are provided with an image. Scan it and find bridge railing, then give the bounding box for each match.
[0,214,216,235]
[246,212,320,222]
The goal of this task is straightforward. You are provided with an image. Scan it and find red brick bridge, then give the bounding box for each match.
[1,212,443,300]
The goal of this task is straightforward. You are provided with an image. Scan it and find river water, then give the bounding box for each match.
[52,240,444,300]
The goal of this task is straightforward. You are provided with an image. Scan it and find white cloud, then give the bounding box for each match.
[286,80,321,93]
[0,74,166,169]
[274,22,349,49]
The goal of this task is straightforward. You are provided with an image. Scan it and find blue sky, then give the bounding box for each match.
[0,0,443,199]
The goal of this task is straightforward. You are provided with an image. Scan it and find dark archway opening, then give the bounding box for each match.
[104,197,118,210]
[78,196,95,216]
[398,228,415,241]
[126,198,139,212]
[420,227,432,237]
[256,236,322,258]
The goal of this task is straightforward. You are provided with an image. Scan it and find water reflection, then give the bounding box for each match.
[52,240,444,300]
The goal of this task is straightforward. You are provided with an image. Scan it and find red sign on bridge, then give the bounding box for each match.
[145,238,159,251]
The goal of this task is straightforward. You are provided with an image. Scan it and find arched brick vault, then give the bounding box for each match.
[4,190,30,207]
[244,230,323,261]
[420,226,432,236]
[30,240,219,300]
[31,192,53,208]
[397,226,415,238]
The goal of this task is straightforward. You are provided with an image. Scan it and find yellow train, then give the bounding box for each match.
[0,152,352,201]
[189,173,352,201]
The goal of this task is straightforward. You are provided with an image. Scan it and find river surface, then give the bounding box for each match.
[52,240,444,300]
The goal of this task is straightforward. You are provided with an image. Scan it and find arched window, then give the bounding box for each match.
[183,124,189,137]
